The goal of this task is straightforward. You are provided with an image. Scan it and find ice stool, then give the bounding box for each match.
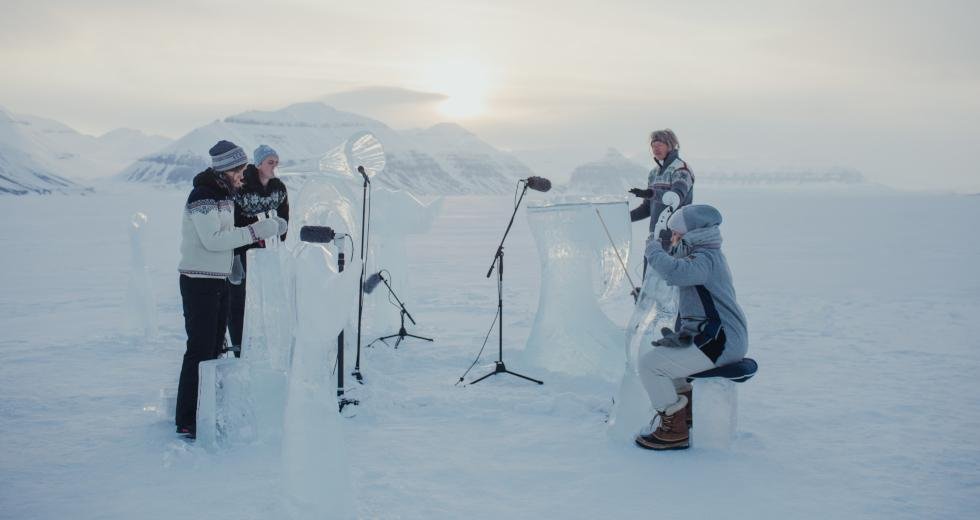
[686,358,758,449]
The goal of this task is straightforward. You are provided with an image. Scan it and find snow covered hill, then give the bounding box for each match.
[121,103,533,195]
[0,107,172,194]
[560,148,648,195]
[0,109,89,195]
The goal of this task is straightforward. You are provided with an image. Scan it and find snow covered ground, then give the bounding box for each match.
[1,183,978,519]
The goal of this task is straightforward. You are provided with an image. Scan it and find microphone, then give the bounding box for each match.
[300,225,335,244]
[522,176,552,193]
[357,165,371,184]
[363,271,385,294]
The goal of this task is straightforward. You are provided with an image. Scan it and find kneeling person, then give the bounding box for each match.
[635,204,748,450]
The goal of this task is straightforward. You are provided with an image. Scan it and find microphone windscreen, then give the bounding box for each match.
[300,225,335,243]
[526,176,552,193]
[363,272,383,294]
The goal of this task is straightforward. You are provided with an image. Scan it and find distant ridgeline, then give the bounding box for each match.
[560,148,865,195]
[694,168,865,186]
[120,102,533,196]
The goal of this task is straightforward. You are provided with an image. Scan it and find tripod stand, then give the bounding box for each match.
[367,273,433,348]
[470,183,543,386]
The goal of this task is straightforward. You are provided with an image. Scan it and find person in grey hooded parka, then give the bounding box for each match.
[634,204,748,450]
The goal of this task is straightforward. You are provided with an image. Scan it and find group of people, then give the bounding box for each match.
[171,131,748,450]
[174,140,290,438]
[627,129,749,451]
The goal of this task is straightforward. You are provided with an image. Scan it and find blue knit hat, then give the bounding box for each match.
[253,144,279,166]
[209,140,248,172]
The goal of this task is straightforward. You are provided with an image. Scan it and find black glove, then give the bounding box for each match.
[658,228,673,244]
[629,188,654,199]
[652,327,693,348]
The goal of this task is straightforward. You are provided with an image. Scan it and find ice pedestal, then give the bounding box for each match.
[196,358,288,451]
[691,378,738,450]
[282,240,357,519]
[522,200,631,379]
[242,241,294,372]
[126,212,157,338]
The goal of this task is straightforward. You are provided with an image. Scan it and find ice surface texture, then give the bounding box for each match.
[522,200,631,379]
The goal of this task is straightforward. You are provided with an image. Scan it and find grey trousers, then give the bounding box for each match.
[638,344,715,411]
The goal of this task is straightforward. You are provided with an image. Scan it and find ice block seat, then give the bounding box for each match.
[685,358,758,450]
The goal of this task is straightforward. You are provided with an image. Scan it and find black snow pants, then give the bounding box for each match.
[175,275,230,429]
[227,254,246,358]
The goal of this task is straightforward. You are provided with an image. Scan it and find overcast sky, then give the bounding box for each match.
[2,0,978,191]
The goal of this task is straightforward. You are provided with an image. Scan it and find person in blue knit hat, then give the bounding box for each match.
[174,140,287,438]
[227,144,290,358]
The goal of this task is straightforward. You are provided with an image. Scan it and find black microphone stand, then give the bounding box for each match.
[353,166,370,383]
[470,182,543,385]
[367,273,433,348]
[336,244,358,411]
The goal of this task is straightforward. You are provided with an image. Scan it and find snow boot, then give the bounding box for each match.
[176,425,196,439]
[679,386,692,429]
[635,395,689,450]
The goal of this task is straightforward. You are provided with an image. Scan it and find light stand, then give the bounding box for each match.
[367,273,433,348]
[353,167,370,383]
[470,182,543,385]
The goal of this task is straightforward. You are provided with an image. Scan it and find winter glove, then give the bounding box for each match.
[229,255,244,285]
[658,228,673,245]
[272,216,288,236]
[249,218,281,241]
[652,327,693,348]
[629,188,654,199]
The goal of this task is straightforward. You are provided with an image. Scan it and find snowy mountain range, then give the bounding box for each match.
[0,106,172,194]
[121,102,533,195]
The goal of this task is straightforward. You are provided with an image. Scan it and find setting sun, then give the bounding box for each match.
[424,60,492,119]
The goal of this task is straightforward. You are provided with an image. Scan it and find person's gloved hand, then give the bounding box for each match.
[272,216,288,236]
[658,228,673,245]
[249,218,281,241]
[629,188,654,199]
[652,327,693,348]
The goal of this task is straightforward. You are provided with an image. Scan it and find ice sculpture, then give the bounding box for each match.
[126,212,156,338]
[241,224,294,372]
[522,200,631,379]
[607,216,679,442]
[364,188,442,335]
[282,232,358,519]
[691,378,739,450]
[290,132,440,339]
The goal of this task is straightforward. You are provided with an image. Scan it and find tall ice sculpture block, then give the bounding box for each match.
[241,242,294,372]
[523,200,631,379]
[282,240,358,519]
[126,212,157,338]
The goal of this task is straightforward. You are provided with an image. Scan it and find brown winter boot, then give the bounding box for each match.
[634,396,690,450]
[679,386,692,429]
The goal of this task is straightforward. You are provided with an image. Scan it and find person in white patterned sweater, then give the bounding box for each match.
[174,140,286,439]
[226,144,289,358]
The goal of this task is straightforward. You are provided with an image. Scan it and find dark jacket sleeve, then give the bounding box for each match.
[630,199,651,222]
[276,186,289,241]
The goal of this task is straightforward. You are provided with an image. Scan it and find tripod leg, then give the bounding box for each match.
[404,333,434,342]
[504,369,544,385]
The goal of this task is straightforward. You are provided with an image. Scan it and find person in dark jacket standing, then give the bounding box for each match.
[227,144,289,357]
[175,140,286,438]
[629,129,695,250]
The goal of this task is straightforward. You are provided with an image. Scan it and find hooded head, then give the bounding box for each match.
[667,204,723,235]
